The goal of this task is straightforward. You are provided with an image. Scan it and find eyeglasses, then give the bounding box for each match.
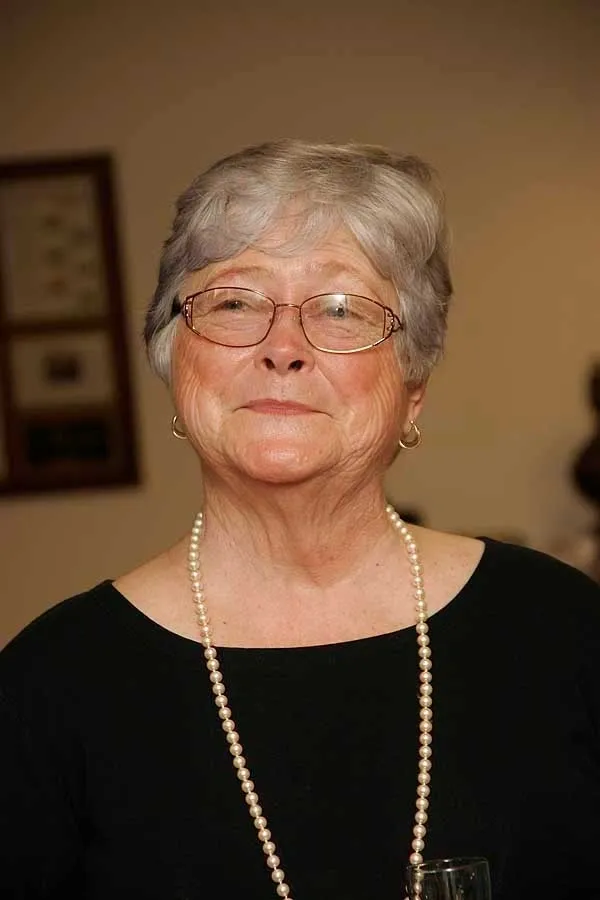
[180,287,403,354]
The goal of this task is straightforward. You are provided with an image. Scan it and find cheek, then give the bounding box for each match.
[171,328,242,414]
[171,331,201,408]
[332,347,405,425]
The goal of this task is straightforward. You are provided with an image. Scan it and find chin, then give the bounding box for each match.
[232,440,334,486]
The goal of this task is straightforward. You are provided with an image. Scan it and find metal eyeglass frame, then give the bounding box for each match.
[179,288,404,354]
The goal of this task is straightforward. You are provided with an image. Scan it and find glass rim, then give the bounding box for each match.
[407,857,489,874]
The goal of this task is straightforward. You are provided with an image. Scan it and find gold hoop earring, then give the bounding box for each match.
[171,415,187,440]
[399,419,422,450]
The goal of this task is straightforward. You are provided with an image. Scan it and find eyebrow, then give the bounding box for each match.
[204,260,382,294]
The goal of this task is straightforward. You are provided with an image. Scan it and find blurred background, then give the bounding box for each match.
[1,0,599,644]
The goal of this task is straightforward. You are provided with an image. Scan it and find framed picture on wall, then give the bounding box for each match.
[0,153,139,494]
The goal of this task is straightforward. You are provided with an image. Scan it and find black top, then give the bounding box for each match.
[1,539,600,900]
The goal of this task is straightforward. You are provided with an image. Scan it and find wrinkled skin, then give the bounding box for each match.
[172,228,424,497]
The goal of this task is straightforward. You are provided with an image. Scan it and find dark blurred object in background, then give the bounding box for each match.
[572,361,600,582]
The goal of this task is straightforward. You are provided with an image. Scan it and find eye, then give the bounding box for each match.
[329,303,349,318]
[319,296,352,318]
[218,297,247,311]
[203,289,264,314]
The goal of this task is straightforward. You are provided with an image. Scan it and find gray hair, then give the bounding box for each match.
[145,139,452,386]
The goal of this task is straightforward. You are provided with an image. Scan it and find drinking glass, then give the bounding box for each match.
[405,857,492,900]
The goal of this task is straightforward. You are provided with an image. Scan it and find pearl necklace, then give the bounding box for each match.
[187,504,432,898]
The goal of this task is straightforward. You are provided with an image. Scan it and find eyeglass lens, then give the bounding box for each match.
[187,288,391,351]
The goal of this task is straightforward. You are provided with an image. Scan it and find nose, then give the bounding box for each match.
[256,305,316,374]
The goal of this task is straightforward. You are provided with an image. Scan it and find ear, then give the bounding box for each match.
[404,380,428,429]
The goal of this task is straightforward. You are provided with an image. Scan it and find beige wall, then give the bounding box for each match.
[1,0,599,644]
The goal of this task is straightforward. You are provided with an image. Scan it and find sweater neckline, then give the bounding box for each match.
[99,538,498,659]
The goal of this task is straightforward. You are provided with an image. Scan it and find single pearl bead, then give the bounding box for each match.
[276,884,290,897]
[410,852,423,865]
[271,869,286,883]
[254,816,268,829]
[267,854,280,869]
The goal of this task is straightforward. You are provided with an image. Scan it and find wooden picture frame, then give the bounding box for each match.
[0,153,139,494]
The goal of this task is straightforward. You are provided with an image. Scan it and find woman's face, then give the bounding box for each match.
[172,228,424,487]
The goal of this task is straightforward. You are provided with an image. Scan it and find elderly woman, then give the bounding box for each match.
[1,140,599,900]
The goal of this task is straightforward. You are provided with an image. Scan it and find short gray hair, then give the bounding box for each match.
[145,139,452,386]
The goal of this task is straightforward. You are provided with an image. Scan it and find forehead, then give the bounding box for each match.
[187,227,393,298]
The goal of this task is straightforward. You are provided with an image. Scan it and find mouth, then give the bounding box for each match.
[242,399,317,415]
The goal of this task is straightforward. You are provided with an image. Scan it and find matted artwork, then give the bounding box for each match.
[0,175,108,321]
[0,154,138,494]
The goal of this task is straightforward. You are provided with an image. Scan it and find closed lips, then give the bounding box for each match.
[242,400,316,414]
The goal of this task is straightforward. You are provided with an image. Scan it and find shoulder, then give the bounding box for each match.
[421,524,600,606]
[418,526,600,634]
[0,581,121,686]
[479,537,600,605]
[464,538,600,653]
